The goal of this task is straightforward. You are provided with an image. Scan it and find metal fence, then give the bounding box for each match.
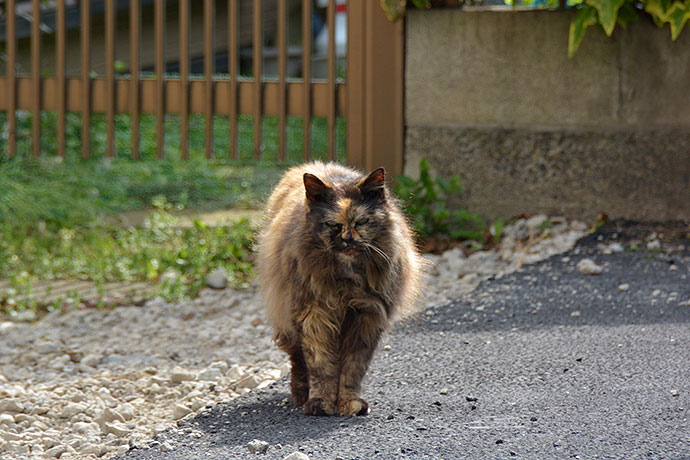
[0,0,403,173]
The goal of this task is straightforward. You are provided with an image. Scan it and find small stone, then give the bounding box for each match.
[618,283,630,291]
[283,452,310,460]
[647,240,661,250]
[383,345,392,351]
[0,398,25,413]
[172,404,192,420]
[652,289,661,297]
[609,242,624,253]
[81,353,102,368]
[236,374,263,389]
[60,403,87,419]
[530,416,538,422]
[227,364,246,380]
[247,439,270,454]
[37,341,60,354]
[439,388,448,395]
[118,403,136,421]
[72,421,100,435]
[45,445,68,458]
[671,389,680,397]
[209,360,229,374]
[577,258,603,275]
[198,367,222,381]
[170,366,196,383]
[161,441,175,452]
[571,310,582,318]
[206,268,228,289]
[103,421,131,437]
[465,396,478,402]
[81,443,107,457]
[526,214,548,231]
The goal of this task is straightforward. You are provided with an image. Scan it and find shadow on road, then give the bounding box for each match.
[190,391,370,449]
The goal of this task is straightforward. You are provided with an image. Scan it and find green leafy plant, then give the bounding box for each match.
[0,198,256,315]
[394,158,485,242]
[399,0,690,57]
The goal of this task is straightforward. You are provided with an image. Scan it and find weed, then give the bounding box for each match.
[394,158,485,242]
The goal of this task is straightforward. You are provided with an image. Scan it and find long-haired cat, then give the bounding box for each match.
[257,162,423,416]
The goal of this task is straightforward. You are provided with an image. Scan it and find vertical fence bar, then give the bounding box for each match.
[31,0,41,157]
[179,0,189,160]
[327,0,335,161]
[228,0,238,160]
[346,0,404,176]
[204,0,214,159]
[81,0,91,158]
[130,0,141,159]
[301,0,311,161]
[105,0,116,157]
[252,0,262,160]
[56,0,66,158]
[155,0,165,159]
[6,0,16,158]
[277,0,286,161]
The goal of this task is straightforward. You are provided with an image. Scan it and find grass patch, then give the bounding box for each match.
[0,200,256,316]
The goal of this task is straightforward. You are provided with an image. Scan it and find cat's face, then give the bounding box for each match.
[304,168,389,259]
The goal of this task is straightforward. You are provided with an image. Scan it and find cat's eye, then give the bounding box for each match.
[356,218,369,226]
[326,222,342,230]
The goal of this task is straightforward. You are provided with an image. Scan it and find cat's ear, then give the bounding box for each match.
[359,167,386,200]
[303,173,332,203]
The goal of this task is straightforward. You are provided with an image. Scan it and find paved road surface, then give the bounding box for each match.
[118,225,690,460]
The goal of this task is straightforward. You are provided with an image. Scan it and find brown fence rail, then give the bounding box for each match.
[0,0,402,174]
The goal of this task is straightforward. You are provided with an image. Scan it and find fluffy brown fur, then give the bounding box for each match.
[257,162,423,416]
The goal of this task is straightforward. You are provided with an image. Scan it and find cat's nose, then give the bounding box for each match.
[341,231,353,241]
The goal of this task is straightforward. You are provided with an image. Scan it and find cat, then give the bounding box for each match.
[257,161,423,416]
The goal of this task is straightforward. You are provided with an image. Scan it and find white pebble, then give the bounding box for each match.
[247,439,270,454]
[198,367,223,381]
[170,366,196,383]
[206,268,229,289]
[0,398,25,413]
[618,283,630,291]
[172,404,192,420]
[0,414,15,425]
[284,452,310,460]
[60,403,87,419]
[576,258,603,275]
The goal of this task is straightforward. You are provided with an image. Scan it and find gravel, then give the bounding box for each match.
[0,216,588,460]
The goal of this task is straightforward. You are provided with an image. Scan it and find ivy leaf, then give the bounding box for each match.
[616,2,639,28]
[410,0,431,8]
[585,0,626,36]
[645,0,672,20]
[665,1,690,39]
[380,0,406,21]
[568,6,599,58]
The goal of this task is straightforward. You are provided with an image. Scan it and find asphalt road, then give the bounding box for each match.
[118,223,690,460]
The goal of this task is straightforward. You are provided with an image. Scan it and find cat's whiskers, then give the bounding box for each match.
[361,241,392,268]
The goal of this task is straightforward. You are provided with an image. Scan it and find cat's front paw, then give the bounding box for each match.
[337,398,370,416]
[303,397,336,416]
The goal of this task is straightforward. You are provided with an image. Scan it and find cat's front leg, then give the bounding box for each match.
[300,307,340,416]
[337,310,385,416]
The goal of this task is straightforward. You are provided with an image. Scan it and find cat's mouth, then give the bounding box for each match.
[340,247,361,257]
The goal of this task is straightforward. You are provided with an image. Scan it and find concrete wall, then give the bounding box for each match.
[405,9,690,222]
